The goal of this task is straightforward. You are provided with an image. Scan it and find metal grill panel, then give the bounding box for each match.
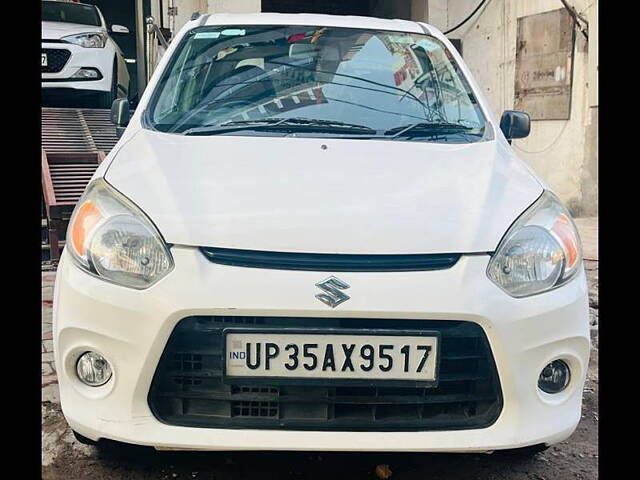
[41,107,118,260]
[42,108,120,155]
[49,163,99,204]
[149,317,503,431]
[42,48,71,73]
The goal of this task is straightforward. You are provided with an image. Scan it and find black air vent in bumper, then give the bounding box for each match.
[148,317,503,431]
[42,49,71,73]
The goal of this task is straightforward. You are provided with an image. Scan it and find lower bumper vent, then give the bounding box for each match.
[148,317,503,431]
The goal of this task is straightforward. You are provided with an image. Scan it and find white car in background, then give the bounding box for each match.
[42,0,130,107]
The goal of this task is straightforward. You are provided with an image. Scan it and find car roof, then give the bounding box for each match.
[200,12,430,34]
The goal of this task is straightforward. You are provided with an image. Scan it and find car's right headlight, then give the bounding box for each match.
[67,179,173,289]
[487,191,582,298]
[62,32,107,48]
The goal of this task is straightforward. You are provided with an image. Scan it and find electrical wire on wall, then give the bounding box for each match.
[444,0,492,35]
[514,9,579,155]
[513,121,570,154]
[560,0,589,39]
[439,0,583,156]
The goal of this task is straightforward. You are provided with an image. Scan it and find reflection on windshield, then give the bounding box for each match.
[147,25,487,143]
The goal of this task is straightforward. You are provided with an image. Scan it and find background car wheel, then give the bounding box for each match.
[98,61,118,108]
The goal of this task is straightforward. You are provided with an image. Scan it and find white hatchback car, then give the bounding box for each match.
[53,13,590,454]
[41,0,130,107]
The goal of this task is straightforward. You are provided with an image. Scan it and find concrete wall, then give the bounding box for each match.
[150,0,208,34]
[207,0,262,14]
[583,0,597,216]
[370,0,412,20]
[159,0,261,33]
[425,0,597,215]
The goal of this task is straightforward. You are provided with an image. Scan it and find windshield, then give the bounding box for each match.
[146,25,488,143]
[42,1,101,27]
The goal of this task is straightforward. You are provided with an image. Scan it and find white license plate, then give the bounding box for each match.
[224,330,439,383]
[42,53,48,67]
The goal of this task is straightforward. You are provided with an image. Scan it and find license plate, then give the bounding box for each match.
[224,329,440,384]
[42,53,47,67]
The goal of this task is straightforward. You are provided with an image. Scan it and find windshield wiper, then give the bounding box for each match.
[182,117,377,136]
[182,118,288,135]
[385,122,480,139]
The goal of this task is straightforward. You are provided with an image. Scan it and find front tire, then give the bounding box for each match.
[72,430,97,446]
[500,443,549,457]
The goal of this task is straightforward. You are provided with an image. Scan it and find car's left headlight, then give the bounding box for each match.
[66,178,174,289]
[62,32,107,48]
[487,191,582,297]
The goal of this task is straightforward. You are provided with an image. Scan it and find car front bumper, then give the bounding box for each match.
[41,42,112,93]
[53,246,590,452]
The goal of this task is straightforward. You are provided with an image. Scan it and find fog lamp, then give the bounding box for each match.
[76,351,112,387]
[71,68,101,79]
[538,359,570,394]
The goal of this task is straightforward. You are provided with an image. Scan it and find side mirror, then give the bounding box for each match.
[111,98,130,138]
[500,110,530,143]
[111,24,129,34]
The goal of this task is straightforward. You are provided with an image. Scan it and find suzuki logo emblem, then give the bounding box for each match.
[315,276,350,308]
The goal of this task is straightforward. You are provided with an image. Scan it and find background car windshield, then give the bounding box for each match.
[42,1,101,27]
[148,26,486,142]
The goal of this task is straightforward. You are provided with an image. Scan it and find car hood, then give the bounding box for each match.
[42,21,103,39]
[104,130,543,254]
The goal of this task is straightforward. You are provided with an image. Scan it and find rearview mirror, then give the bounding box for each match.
[111,24,129,34]
[500,110,530,143]
[111,98,130,138]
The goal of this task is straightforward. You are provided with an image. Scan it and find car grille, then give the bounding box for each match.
[199,247,461,272]
[149,317,502,431]
[42,48,71,73]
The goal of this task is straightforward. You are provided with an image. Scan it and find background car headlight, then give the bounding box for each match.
[67,179,173,289]
[62,32,107,48]
[487,191,582,297]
